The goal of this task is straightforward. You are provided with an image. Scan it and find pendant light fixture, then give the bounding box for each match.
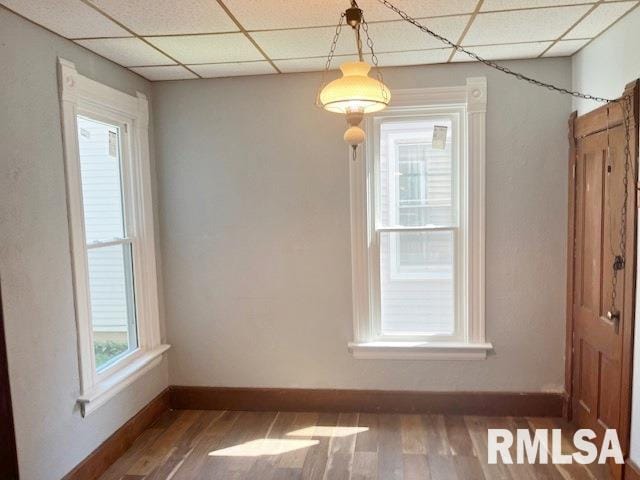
[316,1,390,159]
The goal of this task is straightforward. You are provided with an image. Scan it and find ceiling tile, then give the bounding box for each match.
[75,38,175,66]
[464,6,591,44]
[361,0,479,21]
[146,33,264,64]
[226,0,353,30]
[87,0,237,35]
[564,1,637,39]
[251,27,358,59]
[226,0,477,30]
[0,0,129,38]
[365,16,470,52]
[452,42,552,62]
[130,65,198,81]
[273,54,359,73]
[542,39,590,57]
[482,0,596,12]
[376,48,453,67]
[189,61,277,78]
[274,48,452,74]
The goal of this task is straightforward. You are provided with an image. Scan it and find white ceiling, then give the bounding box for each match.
[2,0,638,81]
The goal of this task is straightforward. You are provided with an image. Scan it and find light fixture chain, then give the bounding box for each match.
[611,94,634,315]
[361,17,389,103]
[316,12,346,107]
[375,0,614,103]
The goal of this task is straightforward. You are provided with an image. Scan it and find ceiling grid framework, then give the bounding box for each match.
[447,0,485,62]
[1,0,638,81]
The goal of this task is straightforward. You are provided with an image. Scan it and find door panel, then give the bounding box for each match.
[601,354,621,428]
[573,127,624,433]
[577,338,598,415]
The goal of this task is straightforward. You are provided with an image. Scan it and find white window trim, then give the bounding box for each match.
[58,58,169,416]
[348,78,492,360]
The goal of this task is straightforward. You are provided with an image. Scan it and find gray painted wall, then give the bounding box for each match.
[0,8,168,480]
[572,6,640,114]
[154,58,572,393]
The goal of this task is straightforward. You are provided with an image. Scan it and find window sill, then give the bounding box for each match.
[348,341,493,360]
[78,344,170,417]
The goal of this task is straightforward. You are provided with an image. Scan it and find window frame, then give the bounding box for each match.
[58,58,169,415]
[348,78,492,360]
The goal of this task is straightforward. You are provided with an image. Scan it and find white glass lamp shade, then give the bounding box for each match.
[320,61,390,114]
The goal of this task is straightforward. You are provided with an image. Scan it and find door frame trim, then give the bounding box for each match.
[0,280,19,479]
[565,110,578,419]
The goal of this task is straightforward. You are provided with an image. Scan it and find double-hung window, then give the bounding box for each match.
[349,78,492,360]
[58,59,169,415]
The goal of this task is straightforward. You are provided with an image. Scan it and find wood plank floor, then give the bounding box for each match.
[98,410,613,480]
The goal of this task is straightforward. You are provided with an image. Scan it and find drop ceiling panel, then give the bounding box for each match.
[226,0,478,30]
[87,0,238,35]
[564,1,637,39]
[543,39,590,57]
[1,0,129,38]
[147,33,264,64]
[365,16,470,52]
[274,55,359,73]
[361,0,479,21]
[130,65,198,81]
[189,61,277,78]
[452,41,552,62]
[252,27,358,59]
[75,38,175,66]
[376,48,453,67]
[464,6,592,45]
[226,0,355,30]
[481,0,596,11]
[273,55,358,72]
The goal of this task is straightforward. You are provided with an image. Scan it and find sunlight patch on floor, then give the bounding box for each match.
[286,426,368,438]
[208,438,319,457]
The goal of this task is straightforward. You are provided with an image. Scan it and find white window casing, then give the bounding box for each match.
[348,78,492,360]
[58,58,169,416]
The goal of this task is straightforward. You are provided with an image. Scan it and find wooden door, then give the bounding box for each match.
[567,82,639,479]
[0,282,19,479]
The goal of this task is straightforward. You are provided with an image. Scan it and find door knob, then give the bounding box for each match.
[607,310,621,334]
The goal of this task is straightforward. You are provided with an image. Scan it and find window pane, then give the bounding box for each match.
[87,243,137,371]
[77,116,125,243]
[379,118,454,227]
[380,230,454,335]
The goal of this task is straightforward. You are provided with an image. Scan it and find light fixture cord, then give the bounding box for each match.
[354,25,364,61]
